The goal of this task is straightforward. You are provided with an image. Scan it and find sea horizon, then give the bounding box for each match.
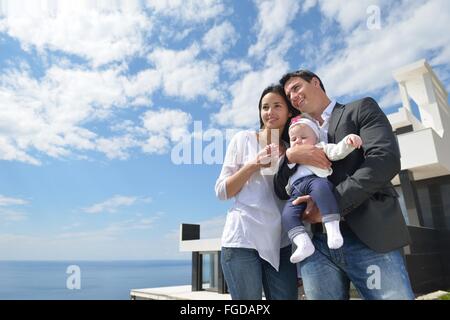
[0,260,192,300]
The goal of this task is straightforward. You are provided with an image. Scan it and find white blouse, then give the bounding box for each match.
[214,130,290,271]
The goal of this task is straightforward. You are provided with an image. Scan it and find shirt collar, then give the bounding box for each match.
[313,99,336,129]
[322,100,337,122]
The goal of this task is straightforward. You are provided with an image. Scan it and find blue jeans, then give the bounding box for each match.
[299,224,415,300]
[221,245,298,300]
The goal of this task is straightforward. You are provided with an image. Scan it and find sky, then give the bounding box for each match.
[0,0,449,260]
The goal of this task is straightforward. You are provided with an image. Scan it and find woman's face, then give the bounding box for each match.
[260,92,291,130]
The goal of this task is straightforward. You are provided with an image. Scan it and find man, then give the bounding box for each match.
[274,70,414,300]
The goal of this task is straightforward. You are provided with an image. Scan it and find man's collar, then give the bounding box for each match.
[322,100,337,117]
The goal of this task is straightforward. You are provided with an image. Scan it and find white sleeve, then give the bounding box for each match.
[214,132,245,200]
[321,135,356,161]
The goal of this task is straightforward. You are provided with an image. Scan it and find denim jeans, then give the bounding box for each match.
[298,224,415,300]
[221,245,298,300]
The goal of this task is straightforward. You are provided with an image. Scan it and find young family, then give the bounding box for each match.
[214,69,415,300]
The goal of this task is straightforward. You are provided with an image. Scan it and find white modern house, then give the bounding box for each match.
[131,59,450,299]
[389,59,450,185]
[387,59,450,294]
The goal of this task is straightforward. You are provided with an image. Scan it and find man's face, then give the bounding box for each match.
[284,77,322,114]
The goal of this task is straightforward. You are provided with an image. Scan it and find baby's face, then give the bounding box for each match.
[289,124,318,146]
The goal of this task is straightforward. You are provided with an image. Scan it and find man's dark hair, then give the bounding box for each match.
[279,70,326,93]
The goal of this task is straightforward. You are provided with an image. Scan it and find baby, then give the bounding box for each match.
[282,115,362,263]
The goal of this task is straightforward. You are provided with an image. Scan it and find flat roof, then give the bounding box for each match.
[130,285,232,300]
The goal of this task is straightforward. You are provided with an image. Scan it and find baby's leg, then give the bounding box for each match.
[290,233,315,263]
[308,178,343,249]
[323,220,343,249]
[281,197,306,236]
[282,193,314,263]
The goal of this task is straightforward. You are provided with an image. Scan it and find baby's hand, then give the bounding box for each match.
[346,134,362,149]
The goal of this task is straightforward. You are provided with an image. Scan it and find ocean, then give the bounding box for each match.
[0,260,191,300]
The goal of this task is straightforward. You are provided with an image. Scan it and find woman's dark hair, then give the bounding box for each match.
[258,84,300,143]
[279,69,326,93]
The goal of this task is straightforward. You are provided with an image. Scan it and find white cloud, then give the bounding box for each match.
[212,61,288,128]
[146,0,226,23]
[202,21,238,56]
[142,108,192,141]
[315,0,382,32]
[96,135,140,160]
[0,0,152,67]
[248,0,300,58]
[141,135,170,155]
[124,69,162,106]
[378,88,402,110]
[0,136,41,165]
[302,0,318,13]
[148,45,221,101]
[222,59,252,78]
[0,195,28,206]
[0,195,28,223]
[83,195,138,214]
[313,0,450,107]
[211,0,300,129]
[141,108,192,154]
[0,64,162,164]
[264,29,295,68]
[212,29,293,128]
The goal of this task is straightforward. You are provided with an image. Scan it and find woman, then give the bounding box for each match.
[215,84,300,300]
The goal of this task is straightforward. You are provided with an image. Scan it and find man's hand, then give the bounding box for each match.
[292,195,322,224]
[286,144,331,169]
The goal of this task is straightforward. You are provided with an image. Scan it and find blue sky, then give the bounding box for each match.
[1,0,449,260]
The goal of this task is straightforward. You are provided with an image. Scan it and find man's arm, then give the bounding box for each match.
[335,97,401,215]
[286,144,331,168]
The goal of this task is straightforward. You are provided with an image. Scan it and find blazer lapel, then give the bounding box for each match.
[327,102,345,143]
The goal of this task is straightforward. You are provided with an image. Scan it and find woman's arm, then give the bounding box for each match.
[224,145,275,198]
[223,162,260,199]
[215,133,273,200]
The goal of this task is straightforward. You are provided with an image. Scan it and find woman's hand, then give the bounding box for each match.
[225,144,279,198]
[254,144,279,168]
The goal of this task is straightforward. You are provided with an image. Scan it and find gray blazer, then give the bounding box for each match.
[274,97,410,253]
